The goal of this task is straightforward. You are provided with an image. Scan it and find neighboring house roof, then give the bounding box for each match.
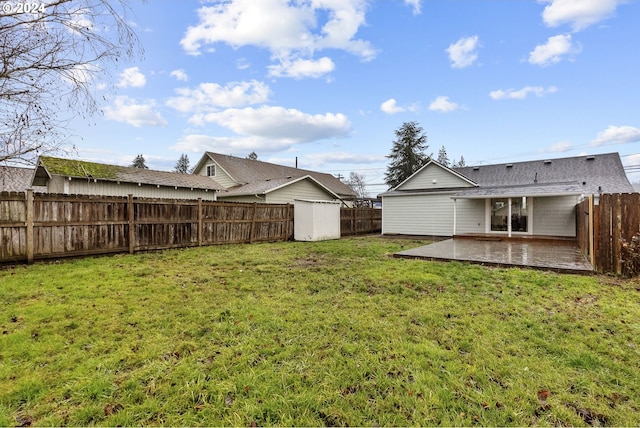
[380,153,634,197]
[0,166,47,192]
[219,175,340,198]
[194,152,357,198]
[32,156,223,191]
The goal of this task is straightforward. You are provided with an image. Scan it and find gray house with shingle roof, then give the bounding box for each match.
[380,153,634,238]
[192,152,357,205]
[32,156,221,200]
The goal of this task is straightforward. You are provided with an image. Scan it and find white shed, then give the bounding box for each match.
[294,199,341,241]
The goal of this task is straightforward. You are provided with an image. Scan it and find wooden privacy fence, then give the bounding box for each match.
[340,207,382,236]
[0,191,293,263]
[576,193,640,276]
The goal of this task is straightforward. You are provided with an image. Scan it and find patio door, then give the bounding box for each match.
[490,197,529,234]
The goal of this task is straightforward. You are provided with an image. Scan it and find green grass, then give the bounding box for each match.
[1,236,639,426]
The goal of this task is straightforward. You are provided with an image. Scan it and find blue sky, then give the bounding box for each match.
[70,0,640,196]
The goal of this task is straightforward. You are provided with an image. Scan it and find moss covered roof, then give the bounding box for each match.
[36,156,222,191]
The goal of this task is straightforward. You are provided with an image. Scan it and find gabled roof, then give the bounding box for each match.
[1,166,47,192]
[196,152,357,198]
[32,156,222,191]
[452,152,633,196]
[380,153,633,198]
[395,158,478,190]
[219,175,340,199]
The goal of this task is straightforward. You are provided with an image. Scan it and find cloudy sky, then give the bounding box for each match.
[70,0,640,195]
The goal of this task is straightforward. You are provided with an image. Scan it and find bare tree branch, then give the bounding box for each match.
[0,0,142,165]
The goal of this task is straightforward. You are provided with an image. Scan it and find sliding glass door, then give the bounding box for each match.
[490,197,528,233]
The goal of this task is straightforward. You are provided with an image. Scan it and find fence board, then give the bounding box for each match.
[0,192,297,263]
[340,207,382,236]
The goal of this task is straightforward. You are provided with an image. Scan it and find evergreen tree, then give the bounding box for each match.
[453,156,466,168]
[131,154,148,169]
[173,154,190,173]
[246,151,258,160]
[437,145,450,167]
[384,121,429,189]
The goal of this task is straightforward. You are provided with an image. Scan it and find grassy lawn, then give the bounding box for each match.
[1,236,639,426]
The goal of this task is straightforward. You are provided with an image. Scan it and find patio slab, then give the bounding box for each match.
[394,238,593,274]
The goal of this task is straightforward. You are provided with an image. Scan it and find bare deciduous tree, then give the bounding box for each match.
[346,171,368,199]
[0,0,142,165]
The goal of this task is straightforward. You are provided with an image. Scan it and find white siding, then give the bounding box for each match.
[382,193,455,236]
[50,178,216,200]
[455,199,486,234]
[532,196,578,237]
[196,160,236,189]
[398,164,474,191]
[219,179,337,204]
[267,180,335,204]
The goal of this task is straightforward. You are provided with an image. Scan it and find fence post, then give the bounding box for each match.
[26,189,34,264]
[198,198,203,246]
[588,195,594,267]
[614,194,622,275]
[249,203,257,243]
[128,194,135,254]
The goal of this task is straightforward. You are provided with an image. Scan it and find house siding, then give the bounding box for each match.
[267,180,336,204]
[218,179,336,204]
[398,164,474,191]
[382,193,455,236]
[49,177,216,200]
[532,195,578,237]
[196,160,236,189]
[454,199,486,234]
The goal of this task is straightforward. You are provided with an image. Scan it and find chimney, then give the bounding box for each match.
[295,157,298,169]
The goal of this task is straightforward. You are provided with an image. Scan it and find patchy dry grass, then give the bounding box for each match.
[1,236,639,426]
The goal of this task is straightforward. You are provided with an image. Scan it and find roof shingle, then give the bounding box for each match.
[34,156,222,191]
[204,152,357,197]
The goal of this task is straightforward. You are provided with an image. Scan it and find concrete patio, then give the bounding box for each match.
[394,238,593,274]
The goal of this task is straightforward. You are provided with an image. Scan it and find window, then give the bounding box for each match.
[206,165,216,177]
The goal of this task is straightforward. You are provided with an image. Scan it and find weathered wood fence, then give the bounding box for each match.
[576,193,640,276]
[340,207,382,236]
[0,191,293,263]
[0,192,383,263]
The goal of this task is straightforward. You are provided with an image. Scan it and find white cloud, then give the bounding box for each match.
[550,141,573,152]
[171,134,294,154]
[236,58,251,70]
[429,96,460,113]
[166,80,270,113]
[117,67,146,88]
[529,34,580,66]
[180,0,377,78]
[104,96,167,128]
[170,69,188,82]
[380,98,403,114]
[299,152,386,169]
[380,98,418,115]
[539,0,624,31]
[591,125,640,146]
[191,106,351,143]
[446,35,479,69]
[489,86,558,100]
[404,0,422,15]
[268,57,335,79]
